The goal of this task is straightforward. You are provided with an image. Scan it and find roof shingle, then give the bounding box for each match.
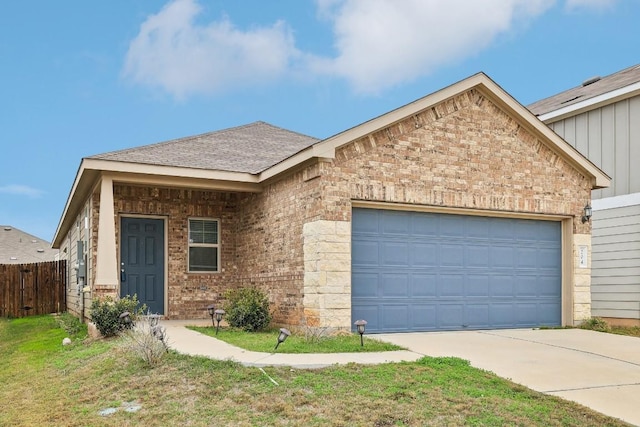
[89,121,320,174]
[528,64,640,116]
[0,226,58,264]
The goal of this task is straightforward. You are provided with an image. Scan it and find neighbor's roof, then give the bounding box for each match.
[90,121,320,174]
[528,63,640,120]
[0,225,58,264]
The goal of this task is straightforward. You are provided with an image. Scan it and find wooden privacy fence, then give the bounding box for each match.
[0,261,66,318]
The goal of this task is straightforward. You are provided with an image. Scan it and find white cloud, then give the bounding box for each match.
[565,0,616,12]
[123,0,299,99]
[0,185,44,198]
[123,0,618,98]
[311,0,554,94]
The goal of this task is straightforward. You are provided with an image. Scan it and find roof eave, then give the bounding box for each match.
[52,158,261,248]
[537,81,640,123]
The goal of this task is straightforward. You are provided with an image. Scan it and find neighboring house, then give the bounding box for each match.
[528,64,640,326]
[53,73,609,333]
[0,225,58,264]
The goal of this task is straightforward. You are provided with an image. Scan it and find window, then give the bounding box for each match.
[188,219,220,272]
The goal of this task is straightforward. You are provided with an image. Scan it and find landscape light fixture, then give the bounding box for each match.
[581,204,593,224]
[207,304,216,327]
[119,311,132,326]
[354,319,367,347]
[214,309,225,335]
[274,328,291,351]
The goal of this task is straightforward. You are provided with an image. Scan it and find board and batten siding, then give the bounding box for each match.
[545,94,640,322]
[547,94,640,200]
[591,204,640,319]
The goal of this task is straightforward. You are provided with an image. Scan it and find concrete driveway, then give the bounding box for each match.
[376,328,640,426]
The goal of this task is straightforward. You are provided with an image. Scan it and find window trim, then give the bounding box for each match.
[187,217,221,273]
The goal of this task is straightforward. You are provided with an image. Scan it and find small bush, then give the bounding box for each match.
[120,313,168,367]
[90,295,146,337]
[56,312,87,338]
[580,317,611,332]
[223,287,272,332]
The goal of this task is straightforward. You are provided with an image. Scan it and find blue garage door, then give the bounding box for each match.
[352,208,562,332]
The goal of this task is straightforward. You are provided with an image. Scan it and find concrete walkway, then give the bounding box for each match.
[163,320,422,369]
[164,322,640,426]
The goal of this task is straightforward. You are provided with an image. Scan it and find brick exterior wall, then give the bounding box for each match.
[76,87,594,327]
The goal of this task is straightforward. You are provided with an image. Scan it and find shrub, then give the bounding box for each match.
[580,317,611,333]
[119,313,169,367]
[90,295,145,337]
[223,287,272,332]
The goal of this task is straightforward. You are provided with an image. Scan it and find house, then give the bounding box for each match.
[0,225,58,264]
[52,73,609,333]
[528,64,640,327]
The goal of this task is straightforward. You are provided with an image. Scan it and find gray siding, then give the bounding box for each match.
[591,204,640,319]
[548,94,640,199]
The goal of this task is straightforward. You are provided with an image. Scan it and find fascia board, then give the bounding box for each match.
[52,159,262,247]
[539,81,640,123]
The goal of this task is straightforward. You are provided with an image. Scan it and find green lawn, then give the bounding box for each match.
[188,325,404,353]
[0,315,630,426]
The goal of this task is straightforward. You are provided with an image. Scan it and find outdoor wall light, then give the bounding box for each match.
[207,304,216,327]
[581,204,593,224]
[274,328,291,351]
[354,319,367,347]
[214,309,225,335]
[119,311,132,326]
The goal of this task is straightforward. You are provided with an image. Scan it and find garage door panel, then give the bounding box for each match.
[381,241,410,266]
[411,243,438,266]
[466,274,490,297]
[438,304,465,328]
[412,214,439,236]
[439,274,464,297]
[490,275,515,297]
[352,272,378,297]
[491,246,515,268]
[515,275,538,297]
[412,274,437,297]
[381,305,411,330]
[412,305,437,329]
[465,304,490,328]
[381,273,409,297]
[352,239,379,266]
[441,245,464,267]
[490,303,516,327]
[381,211,410,235]
[352,208,562,332]
[467,244,490,267]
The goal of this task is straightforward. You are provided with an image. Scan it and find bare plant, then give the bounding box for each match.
[119,313,169,367]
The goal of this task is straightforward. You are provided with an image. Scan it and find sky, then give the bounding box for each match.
[1,0,638,243]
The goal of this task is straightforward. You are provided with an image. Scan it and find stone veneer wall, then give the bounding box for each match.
[300,88,594,328]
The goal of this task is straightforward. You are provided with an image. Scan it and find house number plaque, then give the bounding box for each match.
[578,246,588,268]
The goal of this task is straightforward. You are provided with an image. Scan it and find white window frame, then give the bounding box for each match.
[187,218,220,273]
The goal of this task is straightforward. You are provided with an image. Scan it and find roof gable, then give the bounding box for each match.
[90,121,319,174]
[261,73,610,189]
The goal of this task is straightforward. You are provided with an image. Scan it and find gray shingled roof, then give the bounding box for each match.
[0,226,58,264]
[528,64,640,116]
[89,121,320,174]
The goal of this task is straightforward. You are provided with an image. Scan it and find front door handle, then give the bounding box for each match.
[121,268,126,282]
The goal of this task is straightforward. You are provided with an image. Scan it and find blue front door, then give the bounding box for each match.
[120,217,165,315]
